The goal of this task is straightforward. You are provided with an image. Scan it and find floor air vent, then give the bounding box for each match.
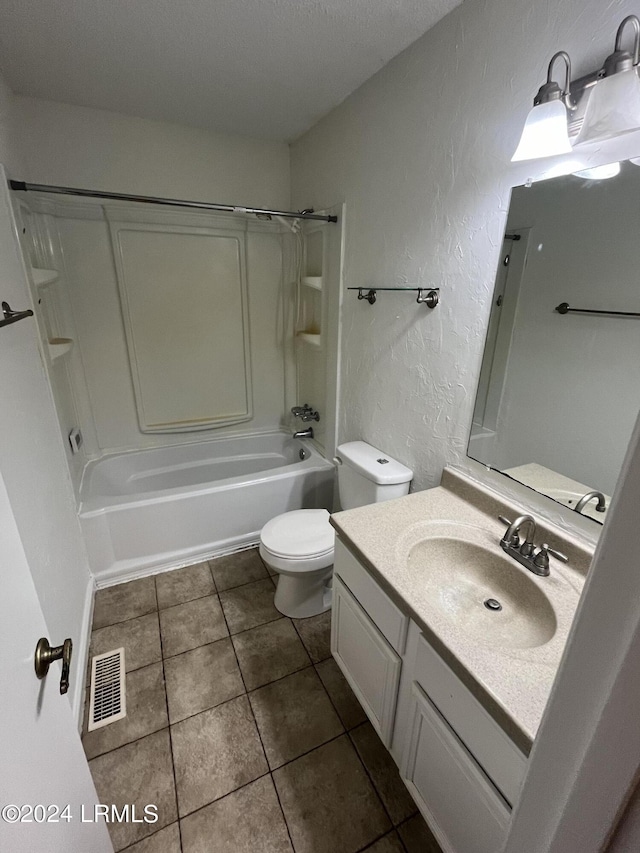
[88,648,127,731]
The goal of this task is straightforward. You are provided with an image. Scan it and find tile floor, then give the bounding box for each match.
[84,548,443,853]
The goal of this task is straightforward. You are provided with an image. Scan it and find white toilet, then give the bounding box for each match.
[260,441,413,618]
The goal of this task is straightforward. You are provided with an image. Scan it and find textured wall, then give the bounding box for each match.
[291,0,640,493]
[14,96,290,208]
[0,70,23,175]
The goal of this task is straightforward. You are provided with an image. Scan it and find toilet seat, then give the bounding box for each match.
[260,509,334,562]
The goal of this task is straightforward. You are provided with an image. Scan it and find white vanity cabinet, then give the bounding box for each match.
[332,536,528,853]
[331,539,408,745]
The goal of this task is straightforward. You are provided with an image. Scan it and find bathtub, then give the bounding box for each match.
[79,431,335,584]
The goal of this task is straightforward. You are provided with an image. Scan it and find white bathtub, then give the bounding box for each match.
[79,431,335,584]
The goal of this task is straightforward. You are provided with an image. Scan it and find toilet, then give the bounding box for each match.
[259,441,413,618]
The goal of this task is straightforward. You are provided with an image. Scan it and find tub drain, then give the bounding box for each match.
[484,598,502,612]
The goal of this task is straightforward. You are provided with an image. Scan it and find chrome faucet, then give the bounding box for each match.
[574,490,606,515]
[293,426,314,439]
[499,515,568,577]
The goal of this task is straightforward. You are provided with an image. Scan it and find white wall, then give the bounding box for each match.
[0,70,23,176]
[290,0,640,495]
[15,95,290,209]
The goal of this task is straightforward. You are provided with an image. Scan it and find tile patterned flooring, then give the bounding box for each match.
[84,549,443,853]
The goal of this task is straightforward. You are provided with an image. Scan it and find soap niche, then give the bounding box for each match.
[297,229,324,348]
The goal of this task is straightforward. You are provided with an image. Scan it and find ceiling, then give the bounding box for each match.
[0,0,461,142]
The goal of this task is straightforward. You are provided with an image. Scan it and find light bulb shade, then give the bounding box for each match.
[577,69,640,144]
[511,100,572,162]
[573,162,621,180]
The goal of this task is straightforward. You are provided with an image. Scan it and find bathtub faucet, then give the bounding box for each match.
[292,403,319,421]
[293,427,314,440]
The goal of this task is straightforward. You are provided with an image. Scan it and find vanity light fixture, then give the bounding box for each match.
[511,51,575,161]
[577,16,640,145]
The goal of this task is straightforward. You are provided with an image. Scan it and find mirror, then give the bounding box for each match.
[468,160,640,524]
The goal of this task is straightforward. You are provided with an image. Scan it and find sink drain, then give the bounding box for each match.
[484,598,502,612]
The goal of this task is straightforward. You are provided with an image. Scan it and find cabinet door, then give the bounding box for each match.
[402,682,510,853]
[331,576,401,746]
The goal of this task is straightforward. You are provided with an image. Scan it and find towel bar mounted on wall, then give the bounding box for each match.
[0,301,34,329]
[555,302,640,318]
[348,287,440,308]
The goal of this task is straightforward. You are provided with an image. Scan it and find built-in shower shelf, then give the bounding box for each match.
[296,331,322,348]
[302,276,323,291]
[48,337,73,361]
[31,267,60,287]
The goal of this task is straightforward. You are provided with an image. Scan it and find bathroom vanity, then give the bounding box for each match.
[330,468,591,853]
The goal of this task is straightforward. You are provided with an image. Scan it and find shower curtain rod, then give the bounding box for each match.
[8,180,338,223]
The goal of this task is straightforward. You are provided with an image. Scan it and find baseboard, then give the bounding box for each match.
[94,537,261,589]
[72,576,96,731]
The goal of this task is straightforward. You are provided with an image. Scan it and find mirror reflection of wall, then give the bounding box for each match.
[469,160,640,524]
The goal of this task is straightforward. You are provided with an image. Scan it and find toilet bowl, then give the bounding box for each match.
[259,509,334,619]
[260,441,413,619]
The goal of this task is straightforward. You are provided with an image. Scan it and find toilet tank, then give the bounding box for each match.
[335,441,413,509]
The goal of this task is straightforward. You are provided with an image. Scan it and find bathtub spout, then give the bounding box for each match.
[293,427,314,439]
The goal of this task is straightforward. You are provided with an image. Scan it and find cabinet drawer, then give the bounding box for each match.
[334,538,408,654]
[331,576,401,746]
[413,633,527,806]
[402,682,510,853]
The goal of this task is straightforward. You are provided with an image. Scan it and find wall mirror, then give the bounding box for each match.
[468,160,640,524]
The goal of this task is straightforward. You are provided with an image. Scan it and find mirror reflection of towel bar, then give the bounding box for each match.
[555,302,640,318]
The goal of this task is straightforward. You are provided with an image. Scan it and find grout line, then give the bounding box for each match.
[226,612,285,638]
[309,648,400,845]
[158,591,220,617]
[206,559,218,594]
[243,661,313,696]
[268,772,296,852]
[218,597,295,852]
[92,606,159,632]
[156,580,185,853]
[289,617,333,665]
[118,822,180,852]
[346,726,397,836]
[217,573,278,598]
[86,725,172,763]
[354,830,400,852]
[175,771,272,824]
[161,632,233,664]
[214,590,300,851]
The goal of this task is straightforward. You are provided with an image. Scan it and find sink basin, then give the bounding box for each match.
[408,537,557,649]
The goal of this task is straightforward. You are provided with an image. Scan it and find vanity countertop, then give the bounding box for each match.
[329,467,593,753]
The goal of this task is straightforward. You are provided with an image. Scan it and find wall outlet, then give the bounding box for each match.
[68,427,83,454]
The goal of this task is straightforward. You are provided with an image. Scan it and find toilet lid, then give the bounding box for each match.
[261,509,334,559]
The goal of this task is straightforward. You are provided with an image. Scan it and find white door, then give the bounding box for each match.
[0,471,112,852]
[0,164,112,851]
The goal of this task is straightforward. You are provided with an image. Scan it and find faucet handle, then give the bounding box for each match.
[533,543,568,574]
[542,544,568,563]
